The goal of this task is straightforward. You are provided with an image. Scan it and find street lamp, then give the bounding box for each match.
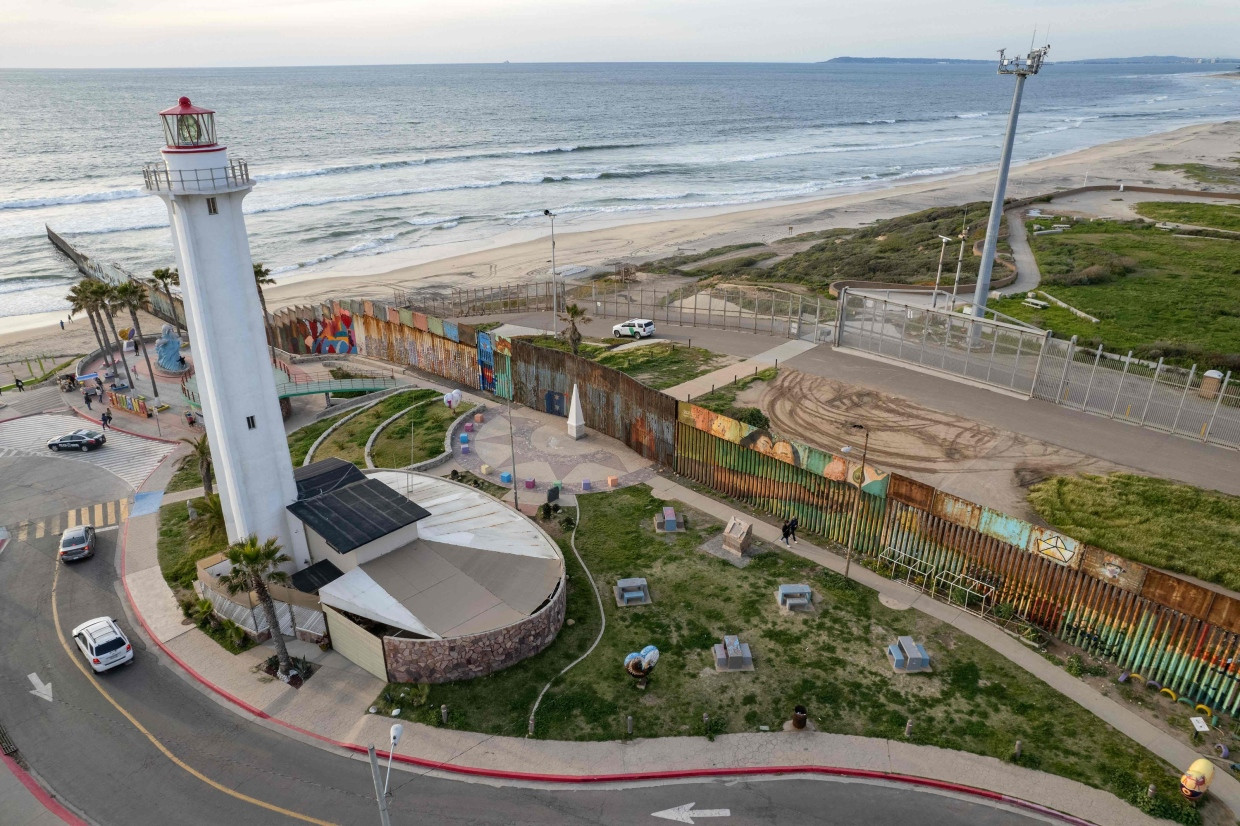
[367,723,403,826]
[544,209,557,335]
[840,423,870,580]
[932,235,952,310]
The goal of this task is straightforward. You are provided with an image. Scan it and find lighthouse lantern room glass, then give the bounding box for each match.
[160,97,218,149]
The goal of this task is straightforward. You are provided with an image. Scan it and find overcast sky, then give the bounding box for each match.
[2,0,1236,68]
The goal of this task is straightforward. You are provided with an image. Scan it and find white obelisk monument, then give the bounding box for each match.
[143,98,307,560]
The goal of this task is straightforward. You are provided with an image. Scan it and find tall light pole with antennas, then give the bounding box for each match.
[969,43,1050,339]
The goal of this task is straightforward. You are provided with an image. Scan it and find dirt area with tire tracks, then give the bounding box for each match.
[759,369,1124,519]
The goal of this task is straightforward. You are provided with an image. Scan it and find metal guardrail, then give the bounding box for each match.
[142,159,250,193]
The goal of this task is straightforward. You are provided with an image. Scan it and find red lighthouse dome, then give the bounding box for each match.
[159,97,218,150]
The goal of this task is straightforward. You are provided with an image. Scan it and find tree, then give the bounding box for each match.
[112,281,159,399]
[149,267,181,336]
[253,263,275,343]
[178,434,214,495]
[559,303,591,356]
[217,535,294,679]
[66,280,113,369]
[97,282,135,390]
[189,492,226,546]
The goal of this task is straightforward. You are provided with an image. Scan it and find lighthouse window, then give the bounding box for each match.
[246,415,256,430]
[206,197,218,215]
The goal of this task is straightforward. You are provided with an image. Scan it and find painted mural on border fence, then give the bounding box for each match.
[677,403,889,496]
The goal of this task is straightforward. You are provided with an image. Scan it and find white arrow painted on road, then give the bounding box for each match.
[28,672,53,702]
[0,526,9,555]
[651,803,730,823]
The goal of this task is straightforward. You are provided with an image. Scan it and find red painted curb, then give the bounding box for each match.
[2,754,89,826]
[118,528,1094,826]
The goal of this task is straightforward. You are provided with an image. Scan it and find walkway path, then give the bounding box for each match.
[997,207,1042,297]
[1,754,85,826]
[665,339,817,399]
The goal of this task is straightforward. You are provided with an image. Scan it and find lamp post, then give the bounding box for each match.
[367,723,403,826]
[949,235,966,313]
[840,423,869,580]
[544,209,557,336]
[932,235,952,310]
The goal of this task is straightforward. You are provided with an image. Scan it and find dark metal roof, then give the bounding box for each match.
[288,478,431,554]
[290,559,344,594]
[294,458,366,501]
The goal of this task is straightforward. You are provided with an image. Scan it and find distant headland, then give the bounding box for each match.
[822,56,1240,65]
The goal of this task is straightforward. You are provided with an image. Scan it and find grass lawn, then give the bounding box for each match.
[369,399,474,468]
[691,367,777,429]
[164,462,205,493]
[1134,201,1240,233]
[1029,473,1240,592]
[991,220,1240,369]
[287,410,349,466]
[372,486,1199,823]
[594,342,722,391]
[312,389,440,467]
[157,500,227,592]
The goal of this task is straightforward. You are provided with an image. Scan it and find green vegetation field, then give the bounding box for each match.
[692,367,777,429]
[1030,473,1240,592]
[287,410,349,466]
[1134,201,1240,233]
[369,399,474,468]
[373,486,1199,823]
[992,220,1240,369]
[312,388,440,467]
[522,335,723,391]
[1151,160,1240,188]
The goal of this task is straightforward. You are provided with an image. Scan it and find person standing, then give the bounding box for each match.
[83,389,93,410]
[60,320,65,330]
[788,515,799,544]
[780,519,792,546]
[14,378,24,392]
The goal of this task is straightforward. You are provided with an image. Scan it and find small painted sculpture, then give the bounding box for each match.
[1180,757,1214,800]
[154,324,188,373]
[624,645,660,687]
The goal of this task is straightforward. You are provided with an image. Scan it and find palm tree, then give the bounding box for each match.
[82,280,119,371]
[95,282,135,390]
[189,492,226,545]
[149,267,181,336]
[218,535,294,679]
[112,281,159,399]
[253,263,275,343]
[559,303,591,356]
[66,280,113,369]
[178,434,214,495]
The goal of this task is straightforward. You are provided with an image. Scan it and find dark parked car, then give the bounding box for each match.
[47,429,106,452]
[59,525,96,562]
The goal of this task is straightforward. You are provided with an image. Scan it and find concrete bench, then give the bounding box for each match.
[777,584,813,612]
[654,506,687,533]
[613,577,651,607]
[888,635,932,673]
[712,634,754,672]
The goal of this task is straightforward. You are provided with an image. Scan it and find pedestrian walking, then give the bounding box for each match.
[83,390,93,410]
[788,515,799,544]
[101,410,112,430]
[780,519,792,546]
[14,378,24,392]
[60,320,65,330]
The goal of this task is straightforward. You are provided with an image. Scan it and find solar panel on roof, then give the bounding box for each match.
[294,458,366,500]
[287,478,430,554]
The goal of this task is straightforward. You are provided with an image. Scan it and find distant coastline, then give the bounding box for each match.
[823,55,1240,66]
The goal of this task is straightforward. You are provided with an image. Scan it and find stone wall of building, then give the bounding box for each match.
[382,578,566,683]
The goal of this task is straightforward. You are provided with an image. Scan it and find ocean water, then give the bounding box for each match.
[1,62,1236,319]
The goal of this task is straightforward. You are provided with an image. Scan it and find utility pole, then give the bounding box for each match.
[932,235,951,310]
[367,746,393,826]
[544,209,557,336]
[970,44,1050,340]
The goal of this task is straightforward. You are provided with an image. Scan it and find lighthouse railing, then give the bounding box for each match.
[142,159,251,193]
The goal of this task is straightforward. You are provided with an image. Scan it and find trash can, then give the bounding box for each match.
[1199,370,1224,400]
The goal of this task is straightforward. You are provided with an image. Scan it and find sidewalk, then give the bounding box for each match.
[665,339,816,400]
[65,351,195,444]
[1,754,86,826]
[119,462,1219,826]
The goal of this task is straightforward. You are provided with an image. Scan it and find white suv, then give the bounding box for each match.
[72,617,134,672]
[612,318,656,338]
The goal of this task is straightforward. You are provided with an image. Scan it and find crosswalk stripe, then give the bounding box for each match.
[106,501,116,523]
[66,509,78,528]
[119,500,129,521]
[49,515,61,535]
[35,523,45,539]
[17,525,28,541]
[80,506,90,525]
[94,503,104,524]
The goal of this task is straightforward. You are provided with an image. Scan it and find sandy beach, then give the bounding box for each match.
[2,119,1236,362]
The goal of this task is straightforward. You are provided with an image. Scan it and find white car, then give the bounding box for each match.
[612,318,656,338]
[72,617,134,672]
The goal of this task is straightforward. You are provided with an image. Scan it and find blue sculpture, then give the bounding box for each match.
[155,324,188,373]
[624,645,660,687]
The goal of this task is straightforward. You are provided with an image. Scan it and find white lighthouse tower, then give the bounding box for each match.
[144,97,307,561]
